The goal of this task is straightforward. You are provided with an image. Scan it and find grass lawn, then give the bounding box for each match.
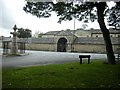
[2,60,120,88]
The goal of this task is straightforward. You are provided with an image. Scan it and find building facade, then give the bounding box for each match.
[1,28,120,53]
[24,28,120,53]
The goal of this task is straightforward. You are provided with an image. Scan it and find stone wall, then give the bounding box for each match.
[112,45,120,53]
[1,36,119,54]
[73,44,107,53]
[25,43,119,53]
[26,43,55,51]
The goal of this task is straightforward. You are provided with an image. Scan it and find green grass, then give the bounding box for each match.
[2,60,120,88]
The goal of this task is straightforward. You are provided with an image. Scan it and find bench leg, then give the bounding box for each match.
[80,58,82,64]
[88,58,90,64]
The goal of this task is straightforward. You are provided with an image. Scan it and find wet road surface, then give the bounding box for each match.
[2,50,108,67]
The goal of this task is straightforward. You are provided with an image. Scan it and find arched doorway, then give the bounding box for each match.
[57,38,67,52]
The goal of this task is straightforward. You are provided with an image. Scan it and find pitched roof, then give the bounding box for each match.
[43,28,120,36]
[56,30,75,36]
[2,37,12,42]
[31,38,54,44]
[43,29,76,36]
[75,37,120,45]
[75,37,104,44]
[43,31,60,35]
[18,38,28,43]
[18,38,55,44]
[91,28,120,34]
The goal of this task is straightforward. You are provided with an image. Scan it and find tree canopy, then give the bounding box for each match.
[17,28,32,38]
[107,2,120,30]
[23,1,120,64]
[23,1,119,29]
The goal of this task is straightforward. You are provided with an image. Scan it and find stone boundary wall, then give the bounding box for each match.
[1,37,120,53]
[24,37,120,53]
[73,44,119,53]
[25,43,120,53]
[73,44,106,53]
[26,43,55,51]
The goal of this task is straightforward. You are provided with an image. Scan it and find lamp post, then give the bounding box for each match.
[72,14,76,52]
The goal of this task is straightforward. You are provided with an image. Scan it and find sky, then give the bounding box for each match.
[0,0,115,37]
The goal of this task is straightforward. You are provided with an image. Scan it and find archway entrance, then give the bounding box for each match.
[57,38,67,52]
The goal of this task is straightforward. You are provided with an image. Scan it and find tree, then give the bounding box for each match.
[23,1,120,64]
[17,28,32,38]
[82,24,88,30]
[107,2,120,30]
[33,31,43,38]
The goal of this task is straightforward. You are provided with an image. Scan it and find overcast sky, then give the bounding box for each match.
[0,0,115,37]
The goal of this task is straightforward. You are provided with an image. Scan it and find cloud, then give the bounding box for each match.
[0,0,101,37]
[0,0,16,29]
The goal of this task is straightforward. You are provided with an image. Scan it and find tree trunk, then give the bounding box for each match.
[96,2,116,64]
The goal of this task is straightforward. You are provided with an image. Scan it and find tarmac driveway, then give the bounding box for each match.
[2,50,108,67]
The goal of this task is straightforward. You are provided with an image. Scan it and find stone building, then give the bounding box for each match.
[1,28,120,53]
[21,28,120,53]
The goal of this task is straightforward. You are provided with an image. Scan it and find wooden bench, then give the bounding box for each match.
[79,55,91,64]
[116,54,120,62]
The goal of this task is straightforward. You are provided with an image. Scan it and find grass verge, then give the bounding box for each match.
[2,60,120,88]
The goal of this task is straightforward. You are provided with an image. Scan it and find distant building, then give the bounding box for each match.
[42,28,120,38]
[24,28,120,53]
[1,28,120,53]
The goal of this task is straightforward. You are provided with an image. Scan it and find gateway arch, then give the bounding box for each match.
[57,38,67,52]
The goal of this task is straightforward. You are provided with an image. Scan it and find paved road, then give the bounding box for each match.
[2,50,109,67]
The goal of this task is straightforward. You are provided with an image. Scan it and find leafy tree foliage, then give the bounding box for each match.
[17,28,32,38]
[107,2,120,30]
[23,1,120,64]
